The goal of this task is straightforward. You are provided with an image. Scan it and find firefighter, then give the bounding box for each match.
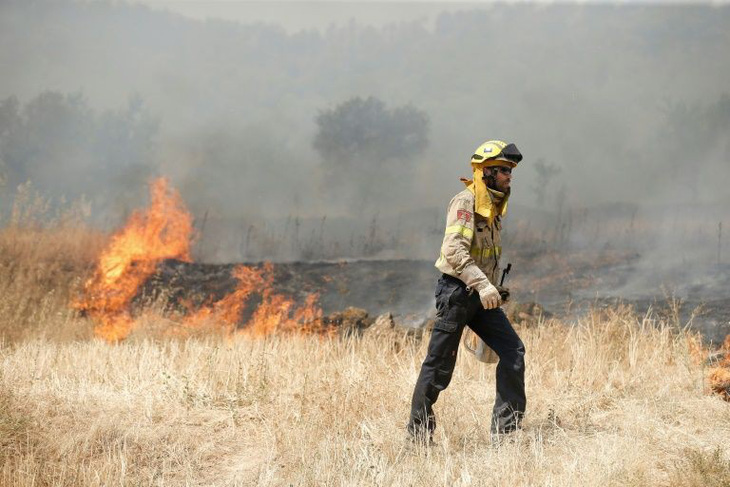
[407,140,526,443]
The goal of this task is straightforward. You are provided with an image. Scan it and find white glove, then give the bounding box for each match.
[478,283,502,310]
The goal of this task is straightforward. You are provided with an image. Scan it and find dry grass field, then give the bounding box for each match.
[1,209,729,486]
[3,307,730,486]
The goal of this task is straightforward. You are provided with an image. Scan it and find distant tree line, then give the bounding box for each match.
[0,92,158,218]
[2,0,729,219]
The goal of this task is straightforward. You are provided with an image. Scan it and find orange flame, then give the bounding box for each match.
[708,334,730,401]
[182,263,323,336]
[75,177,322,341]
[74,178,193,341]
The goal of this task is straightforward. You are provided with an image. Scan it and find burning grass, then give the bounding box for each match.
[72,178,195,341]
[73,178,323,342]
[1,307,729,486]
[0,178,324,345]
[707,335,730,401]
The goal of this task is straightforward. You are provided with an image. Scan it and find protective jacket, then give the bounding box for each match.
[434,188,503,291]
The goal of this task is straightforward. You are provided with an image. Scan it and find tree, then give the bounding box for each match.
[531,158,562,207]
[313,96,429,211]
[313,96,428,164]
[655,94,730,199]
[0,91,159,219]
[0,96,22,188]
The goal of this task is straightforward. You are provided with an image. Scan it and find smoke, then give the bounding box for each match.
[1,0,729,269]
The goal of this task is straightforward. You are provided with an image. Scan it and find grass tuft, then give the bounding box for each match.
[667,447,730,487]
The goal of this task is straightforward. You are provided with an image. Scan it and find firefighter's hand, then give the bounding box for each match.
[496,286,510,302]
[478,283,502,309]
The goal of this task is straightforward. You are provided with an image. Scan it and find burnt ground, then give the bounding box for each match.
[139,252,730,345]
[138,259,440,321]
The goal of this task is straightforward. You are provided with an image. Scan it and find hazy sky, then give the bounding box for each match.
[113,0,729,32]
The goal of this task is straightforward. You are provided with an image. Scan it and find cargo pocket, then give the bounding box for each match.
[434,283,468,332]
[433,319,459,333]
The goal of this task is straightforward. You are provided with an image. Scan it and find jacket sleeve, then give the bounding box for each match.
[440,195,490,291]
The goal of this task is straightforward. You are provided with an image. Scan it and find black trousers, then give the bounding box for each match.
[408,274,526,436]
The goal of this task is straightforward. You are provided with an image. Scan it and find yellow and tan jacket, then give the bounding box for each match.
[434,188,503,291]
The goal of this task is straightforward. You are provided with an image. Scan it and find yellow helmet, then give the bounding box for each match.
[470,140,523,167]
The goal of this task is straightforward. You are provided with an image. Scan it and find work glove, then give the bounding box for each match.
[478,283,502,310]
[496,285,510,302]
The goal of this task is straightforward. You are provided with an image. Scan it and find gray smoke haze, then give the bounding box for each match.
[1,0,729,275]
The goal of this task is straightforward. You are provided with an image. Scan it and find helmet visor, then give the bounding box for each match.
[493,143,522,164]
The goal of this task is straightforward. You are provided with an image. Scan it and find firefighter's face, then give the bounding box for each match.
[484,165,513,192]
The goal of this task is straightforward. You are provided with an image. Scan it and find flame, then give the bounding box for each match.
[182,263,324,337]
[708,334,730,401]
[75,177,322,342]
[245,284,323,336]
[74,178,193,341]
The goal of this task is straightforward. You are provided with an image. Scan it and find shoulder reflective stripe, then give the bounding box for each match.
[444,225,473,239]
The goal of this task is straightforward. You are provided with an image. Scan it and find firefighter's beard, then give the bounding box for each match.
[497,179,511,193]
[484,176,511,199]
[485,173,511,194]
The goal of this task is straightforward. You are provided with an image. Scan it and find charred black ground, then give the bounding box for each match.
[137,254,730,344]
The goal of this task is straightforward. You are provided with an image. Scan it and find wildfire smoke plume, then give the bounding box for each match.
[73,177,321,342]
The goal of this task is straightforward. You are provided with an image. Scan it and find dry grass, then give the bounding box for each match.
[1,307,729,486]
[0,186,105,343]
[0,225,103,343]
[0,213,728,486]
